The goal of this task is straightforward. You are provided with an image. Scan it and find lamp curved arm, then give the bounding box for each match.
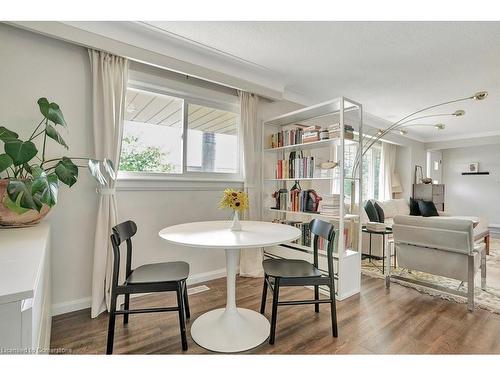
[351,94,476,177]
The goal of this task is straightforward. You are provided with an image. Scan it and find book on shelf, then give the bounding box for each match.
[275,156,315,179]
[269,125,306,148]
[318,194,341,217]
[328,123,354,140]
[273,219,351,252]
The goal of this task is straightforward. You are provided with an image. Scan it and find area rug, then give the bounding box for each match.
[361,239,500,314]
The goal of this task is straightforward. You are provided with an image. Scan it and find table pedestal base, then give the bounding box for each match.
[191,307,270,353]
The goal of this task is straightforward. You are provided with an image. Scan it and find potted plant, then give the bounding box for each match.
[0,97,114,227]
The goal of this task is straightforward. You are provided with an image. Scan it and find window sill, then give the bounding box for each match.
[116,174,244,191]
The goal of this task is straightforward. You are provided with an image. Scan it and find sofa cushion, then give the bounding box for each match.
[364,200,380,222]
[376,199,398,219]
[393,199,410,215]
[409,198,421,216]
[417,200,439,217]
[374,202,385,223]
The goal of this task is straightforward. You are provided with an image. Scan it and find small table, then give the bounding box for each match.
[159,220,301,353]
[362,226,394,274]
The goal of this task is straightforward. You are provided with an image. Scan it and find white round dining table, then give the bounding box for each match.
[159,220,301,353]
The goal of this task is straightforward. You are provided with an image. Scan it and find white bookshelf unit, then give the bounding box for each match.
[261,97,363,300]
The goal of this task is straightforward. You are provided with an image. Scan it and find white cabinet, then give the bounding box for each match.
[0,224,51,354]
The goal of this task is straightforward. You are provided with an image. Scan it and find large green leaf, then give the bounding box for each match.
[55,157,78,187]
[0,153,13,173]
[4,140,38,166]
[37,97,67,127]
[2,195,30,215]
[6,179,39,211]
[31,169,59,207]
[0,126,19,142]
[45,123,68,149]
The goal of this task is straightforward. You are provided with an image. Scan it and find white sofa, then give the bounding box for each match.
[388,215,487,311]
[362,198,490,257]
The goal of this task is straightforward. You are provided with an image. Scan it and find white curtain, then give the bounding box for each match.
[238,91,263,277]
[89,50,129,318]
[379,142,397,201]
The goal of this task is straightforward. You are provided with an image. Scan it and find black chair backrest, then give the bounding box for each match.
[111,220,137,245]
[110,220,138,286]
[310,219,336,276]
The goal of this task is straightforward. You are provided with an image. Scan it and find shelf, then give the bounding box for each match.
[265,176,360,182]
[264,138,357,153]
[279,243,358,260]
[267,208,359,221]
[265,177,332,181]
[264,97,360,127]
[461,172,490,175]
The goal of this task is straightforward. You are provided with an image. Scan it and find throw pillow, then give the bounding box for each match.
[417,200,439,217]
[373,202,385,223]
[364,200,380,223]
[409,198,421,216]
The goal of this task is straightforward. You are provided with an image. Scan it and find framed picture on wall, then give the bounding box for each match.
[467,162,479,173]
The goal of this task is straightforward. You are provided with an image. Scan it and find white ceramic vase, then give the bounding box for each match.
[230,211,242,231]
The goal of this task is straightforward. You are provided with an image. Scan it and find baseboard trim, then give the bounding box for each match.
[51,267,228,316]
[490,224,500,239]
[51,297,92,317]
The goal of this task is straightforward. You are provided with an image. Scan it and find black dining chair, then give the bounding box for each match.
[106,220,190,354]
[260,219,338,344]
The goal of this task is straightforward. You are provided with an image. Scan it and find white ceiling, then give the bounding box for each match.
[142,21,500,141]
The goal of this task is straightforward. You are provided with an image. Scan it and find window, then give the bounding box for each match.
[119,87,240,179]
[344,141,382,201]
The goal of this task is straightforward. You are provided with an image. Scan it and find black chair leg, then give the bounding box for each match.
[329,280,338,337]
[106,293,118,354]
[176,284,188,351]
[123,293,130,325]
[314,285,320,313]
[183,281,190,319]
[260,275,268,314]
[269,278,280,345]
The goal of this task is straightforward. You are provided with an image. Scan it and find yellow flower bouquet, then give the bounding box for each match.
[219,189,249,231]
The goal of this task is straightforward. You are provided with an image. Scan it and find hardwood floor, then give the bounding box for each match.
[51,275,500,354]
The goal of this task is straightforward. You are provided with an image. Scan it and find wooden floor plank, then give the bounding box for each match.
[50,275,500,354]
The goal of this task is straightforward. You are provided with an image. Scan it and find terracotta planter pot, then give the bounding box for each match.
[0,179,50,227]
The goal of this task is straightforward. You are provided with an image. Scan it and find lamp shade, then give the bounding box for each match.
[392,173,403,193]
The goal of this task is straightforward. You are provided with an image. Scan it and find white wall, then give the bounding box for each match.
[0,23,305,316]
[442,144,500,226]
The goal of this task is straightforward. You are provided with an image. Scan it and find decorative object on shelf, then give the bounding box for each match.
[319,130,329,140]
[352,91,488,180]
[0,98,115,227]
[219,188,249,231]
[421,177,433,184]
[304,189,322,213]
[414,165,424,184]
[467,162,479,173]
[320,161,338,170]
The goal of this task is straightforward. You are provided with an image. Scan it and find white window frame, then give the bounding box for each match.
[117,80,243,187]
